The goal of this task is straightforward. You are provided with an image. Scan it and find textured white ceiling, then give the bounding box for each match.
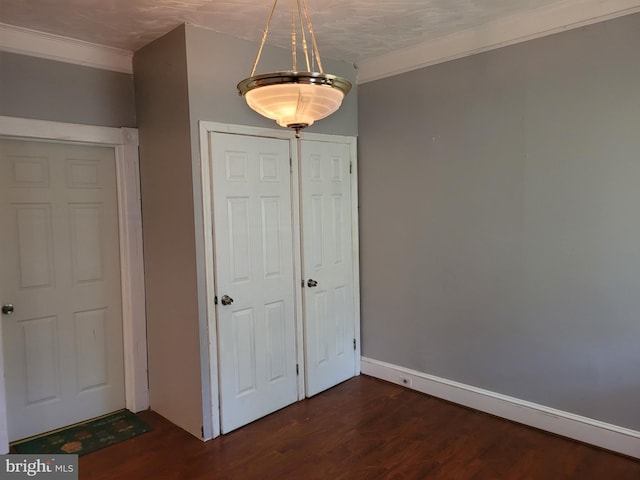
[0,0,570,64]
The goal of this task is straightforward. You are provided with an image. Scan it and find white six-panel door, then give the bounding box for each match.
[300,139,356,397]
[211,132,298,433]
[0,138,125,441]
[204,127,359,434]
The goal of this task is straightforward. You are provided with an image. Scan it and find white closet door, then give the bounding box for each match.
[300,139,356,397]
[0,138,125,441]
[211,132,298,433]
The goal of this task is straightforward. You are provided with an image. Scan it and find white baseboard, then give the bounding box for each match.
[361,357,640,459]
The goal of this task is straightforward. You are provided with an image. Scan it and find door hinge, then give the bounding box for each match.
[296,364,299,375]
[214,296,218,305]
[201,425,204,437]
[353,338,357,351]
[290,157,293,174]
[349,161,353,174]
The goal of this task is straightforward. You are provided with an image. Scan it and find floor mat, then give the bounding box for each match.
[11,409,153,456]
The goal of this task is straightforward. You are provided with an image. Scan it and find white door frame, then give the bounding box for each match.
[0,115,149,453]
[197,121,360,439]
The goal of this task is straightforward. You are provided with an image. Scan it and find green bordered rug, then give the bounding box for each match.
[11,409,153,456]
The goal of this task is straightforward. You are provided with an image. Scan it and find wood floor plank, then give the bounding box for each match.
[79,375,640,479]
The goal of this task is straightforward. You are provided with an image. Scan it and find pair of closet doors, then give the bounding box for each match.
[203,126,359,434]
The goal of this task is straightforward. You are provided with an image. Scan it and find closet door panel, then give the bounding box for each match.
[301,140,356,397]
[211,133,298,433]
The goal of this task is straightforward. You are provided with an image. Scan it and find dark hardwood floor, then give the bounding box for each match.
[80,375,640,479]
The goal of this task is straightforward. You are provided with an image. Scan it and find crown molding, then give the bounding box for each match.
[357,0,640,84]
[2,0,639,80]
[0,22,133,74]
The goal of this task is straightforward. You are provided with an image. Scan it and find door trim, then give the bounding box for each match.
[197,122,360,439]
[0,115,148,453]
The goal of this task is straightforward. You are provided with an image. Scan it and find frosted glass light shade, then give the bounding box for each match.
[245,83,343,128]
[238,71,351,130]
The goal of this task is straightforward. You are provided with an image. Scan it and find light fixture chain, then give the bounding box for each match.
[296,0,311,71]
[301,0,323,73]
[250,0,280,77]
[291,0,297,71]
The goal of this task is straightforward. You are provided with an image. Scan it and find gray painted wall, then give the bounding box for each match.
[133,25,204,439]
[0,51,135,127]
[358,13,640,430]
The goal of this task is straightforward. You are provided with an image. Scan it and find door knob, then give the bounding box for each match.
[307,279,318,288]
[220,295,234,306]
[2,304,14,315]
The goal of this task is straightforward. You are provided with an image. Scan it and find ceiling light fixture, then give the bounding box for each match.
[237,0,352,137]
